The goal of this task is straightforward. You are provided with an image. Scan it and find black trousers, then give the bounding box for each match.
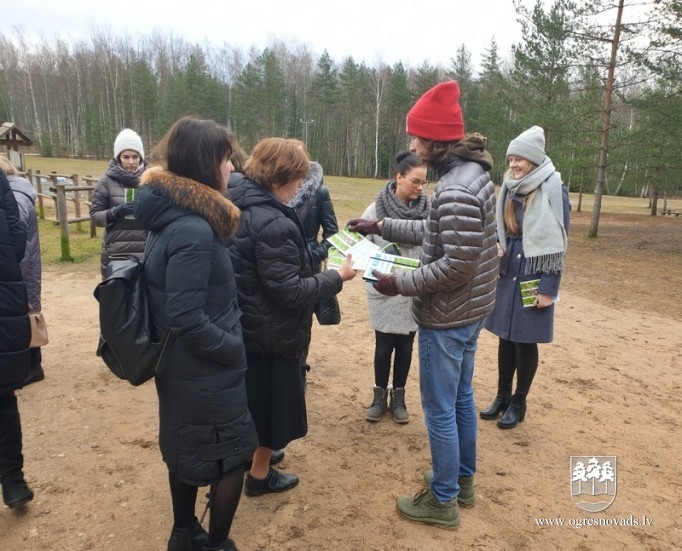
[373,330,416,389]
[0,391,24,482]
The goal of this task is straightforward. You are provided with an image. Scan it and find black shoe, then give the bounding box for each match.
[203,539,237,551]
[244,467,299,497]
[2,478,34,509]
[497,401,527,429]
[167,517,209,551]
[480,394,510,420]
[24,367,45,386]
[244,449,285,471]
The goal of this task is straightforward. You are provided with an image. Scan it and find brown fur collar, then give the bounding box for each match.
[140,166,240,240]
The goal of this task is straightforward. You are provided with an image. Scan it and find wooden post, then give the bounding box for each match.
[55,181,72,261]
[71,173,82,232]
[31,169,45,220]
[85,176,97,237]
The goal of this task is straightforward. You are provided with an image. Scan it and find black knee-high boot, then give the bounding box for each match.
[480,338,516,420]
[498,343,538,429]
[0,392,33,508]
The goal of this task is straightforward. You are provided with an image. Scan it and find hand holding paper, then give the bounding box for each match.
[346,218,382,236]
[372,270,399,296]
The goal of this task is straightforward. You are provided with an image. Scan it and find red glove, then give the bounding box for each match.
[372,271,399,296]
[347,218,381,236]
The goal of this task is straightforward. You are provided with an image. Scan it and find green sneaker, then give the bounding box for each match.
[396,488,460,529]
[422,470,475,507]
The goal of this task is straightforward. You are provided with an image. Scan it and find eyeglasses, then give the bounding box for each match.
[402,175,430,188]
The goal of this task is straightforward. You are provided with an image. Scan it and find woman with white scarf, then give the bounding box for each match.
[481,126,571,429]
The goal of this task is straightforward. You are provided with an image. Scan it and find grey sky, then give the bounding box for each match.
[4,0,530,70]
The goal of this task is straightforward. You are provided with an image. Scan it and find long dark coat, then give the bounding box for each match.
[484,185,571,344]
[134,167,257,485]
[0,172,30,395]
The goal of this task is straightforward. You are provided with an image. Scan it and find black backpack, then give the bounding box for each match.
[94,236,170,386]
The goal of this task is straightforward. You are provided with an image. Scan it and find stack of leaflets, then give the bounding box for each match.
[326,229,420,280]
[519,279,559,307]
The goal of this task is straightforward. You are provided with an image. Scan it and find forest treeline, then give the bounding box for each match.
[0,0,680,203]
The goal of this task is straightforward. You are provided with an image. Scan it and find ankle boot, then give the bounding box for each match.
[390,387,409,424]
[365,386,388,422]
[1,476,34,509]
[167,517,209,551]
[479,393,511,420]
[422,471,475,507]
[497,397,526,429]
[202,539,237,551]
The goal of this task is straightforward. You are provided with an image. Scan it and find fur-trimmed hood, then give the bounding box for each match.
[137,166,240,241]
[288,161,323,210]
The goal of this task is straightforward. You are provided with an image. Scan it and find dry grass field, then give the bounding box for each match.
[1,157,680,550]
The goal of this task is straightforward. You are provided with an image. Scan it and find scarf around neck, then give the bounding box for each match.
[375,180,429,221]
[496,156,567,274]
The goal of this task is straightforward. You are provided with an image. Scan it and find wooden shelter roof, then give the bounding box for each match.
[0,122,34,148]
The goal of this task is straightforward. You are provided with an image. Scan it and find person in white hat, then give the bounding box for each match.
[480,125,571,429]
[89,128,149,277]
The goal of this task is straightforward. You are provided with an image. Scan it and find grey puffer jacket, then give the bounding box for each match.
[89,158,148,276]
[382,156,498,329]
[9,174,41,311]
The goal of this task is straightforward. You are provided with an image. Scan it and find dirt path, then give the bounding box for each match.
[1,253,679,550]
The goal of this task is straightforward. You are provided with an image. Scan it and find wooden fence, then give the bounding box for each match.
[25,170,98,261]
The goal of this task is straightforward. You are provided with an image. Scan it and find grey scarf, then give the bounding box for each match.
[375,180,429,221]
[496,157,567,274]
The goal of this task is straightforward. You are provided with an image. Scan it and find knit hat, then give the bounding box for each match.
[506,126,546,165]
[406,80,464,141]
[114,129,144,160]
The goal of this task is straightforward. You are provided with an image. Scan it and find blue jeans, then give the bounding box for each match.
[418,321,483,503]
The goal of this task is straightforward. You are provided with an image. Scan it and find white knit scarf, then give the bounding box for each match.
[496,157,567,274]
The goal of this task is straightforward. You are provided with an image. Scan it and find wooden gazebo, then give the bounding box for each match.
[0,122,34,171]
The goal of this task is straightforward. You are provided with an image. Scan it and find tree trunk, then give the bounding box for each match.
[589,0,624,238]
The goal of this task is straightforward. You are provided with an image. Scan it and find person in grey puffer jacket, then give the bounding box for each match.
[0,157,44,385]
[348,80,498,530]
[89,128,148,278]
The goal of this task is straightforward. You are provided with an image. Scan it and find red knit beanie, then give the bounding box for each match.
[406,80,465,141]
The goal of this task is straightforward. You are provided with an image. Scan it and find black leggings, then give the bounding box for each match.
[168,465,244,547]
[373,330,416,389]
[498,338,539,404]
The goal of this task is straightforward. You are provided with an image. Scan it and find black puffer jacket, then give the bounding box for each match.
[90,158,149,276]
[134,167,257,485]
[289,161,338,271]
[0,171,30,394]
[226,175,343,358]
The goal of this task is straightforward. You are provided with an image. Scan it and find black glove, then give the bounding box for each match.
[112,202,135,219]
[372,271,399,296]
[347,218,381,236]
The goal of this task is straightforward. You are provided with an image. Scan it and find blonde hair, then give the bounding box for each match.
[0,156,18,176]
[503,167,538,236]
[245,138,310,191]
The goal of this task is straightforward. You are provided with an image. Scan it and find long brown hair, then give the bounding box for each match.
[502,168,538,236]
[152,117,232,191]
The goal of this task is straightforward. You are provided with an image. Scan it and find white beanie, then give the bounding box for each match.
[114,129,144,160]
[506,125,546,166]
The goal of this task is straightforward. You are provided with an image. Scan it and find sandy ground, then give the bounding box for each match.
[1,211,680,551]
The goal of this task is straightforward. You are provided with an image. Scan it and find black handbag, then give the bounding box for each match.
[314,295,341,325]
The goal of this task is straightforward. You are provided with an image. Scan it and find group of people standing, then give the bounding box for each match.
[2,76,570,548]
[349,81,570,529]
[89,122,351,551]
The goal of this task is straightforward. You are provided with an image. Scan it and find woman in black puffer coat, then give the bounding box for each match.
[134,117,257,551]
[226,138,355,498]
[0,170,33,509]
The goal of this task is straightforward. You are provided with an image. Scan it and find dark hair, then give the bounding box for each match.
[153,117,232,191]
[394,150,424,177]
[245,138,310,191]
[229,135,248,173]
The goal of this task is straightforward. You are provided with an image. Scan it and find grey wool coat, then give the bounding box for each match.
[134,167,258,485]
[484,185,571,344]
[362,201,421,335]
